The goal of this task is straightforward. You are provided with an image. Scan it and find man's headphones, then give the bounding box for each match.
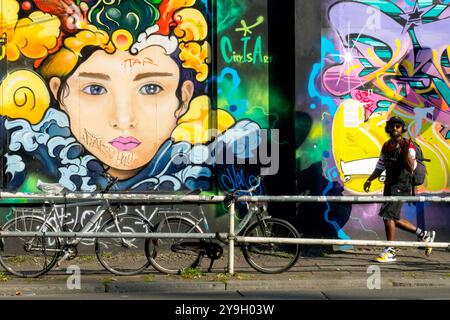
[385,116,407,134]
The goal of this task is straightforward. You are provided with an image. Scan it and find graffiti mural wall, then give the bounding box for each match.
[1,0,449,241]
[0,0,267,195]
[216,0,271,195]
[323,0,449,194]
[302,0,450,241]
[0,0,278,232]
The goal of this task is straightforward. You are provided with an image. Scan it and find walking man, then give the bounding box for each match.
[364,116,435,263]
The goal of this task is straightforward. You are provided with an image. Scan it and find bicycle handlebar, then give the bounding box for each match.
[224,176,264,207]
[231,176,262,196]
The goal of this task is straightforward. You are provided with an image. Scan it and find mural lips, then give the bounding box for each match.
[109,136,141,152]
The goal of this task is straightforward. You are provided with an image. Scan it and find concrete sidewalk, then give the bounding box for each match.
[0,247,449,297]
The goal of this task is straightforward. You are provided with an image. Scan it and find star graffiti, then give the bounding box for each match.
[399,1,434,33]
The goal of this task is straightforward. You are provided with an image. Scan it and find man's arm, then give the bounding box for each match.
[401,139,416,173]
[364,168,383,192]
[405,153,415,173]
[364,144,386,192]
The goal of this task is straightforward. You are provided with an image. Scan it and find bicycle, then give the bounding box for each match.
[0,178,152,277]
[146,177,301,274]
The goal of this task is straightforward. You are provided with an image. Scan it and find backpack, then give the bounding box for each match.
[411,140,428,187]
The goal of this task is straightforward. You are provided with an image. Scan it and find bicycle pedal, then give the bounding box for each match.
[207,259,215,273]
[192,254,204,269]
[206,242,223,257]
[56,252,70,268]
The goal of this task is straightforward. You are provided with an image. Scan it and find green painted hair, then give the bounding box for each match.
[88,0,163,40]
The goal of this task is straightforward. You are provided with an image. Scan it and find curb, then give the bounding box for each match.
[1,278,449,296]
[106,281,226,293]
[0,282,105,296]
[224,279,450,291]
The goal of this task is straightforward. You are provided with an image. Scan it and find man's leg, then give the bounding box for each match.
[376,189,399,263]
[394,219,416,233]
[384,219,396,241]
[394,219,436,256]
[376,219,397,263]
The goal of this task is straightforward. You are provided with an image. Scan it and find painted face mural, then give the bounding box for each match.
[50,46,193,179]
[313,0,450,194]
[0,0,261,192]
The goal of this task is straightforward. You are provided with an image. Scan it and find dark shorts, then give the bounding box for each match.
[379,184,411,221]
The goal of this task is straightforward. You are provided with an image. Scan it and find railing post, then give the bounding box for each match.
[228,198,235,275]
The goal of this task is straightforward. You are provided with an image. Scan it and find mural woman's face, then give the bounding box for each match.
[50,46,194,179]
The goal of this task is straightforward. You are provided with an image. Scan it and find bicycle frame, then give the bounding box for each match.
[18,199,117,253]
[1,200,108,257]
[235,206,265,235]
[182,201,267,236]
[144,206,208,232]
[147,198,272,274]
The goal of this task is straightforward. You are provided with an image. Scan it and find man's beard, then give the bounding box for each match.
[389,130,402,140]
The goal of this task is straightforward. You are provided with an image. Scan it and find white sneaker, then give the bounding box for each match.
[422,231,436,256]
[375,247,397,263]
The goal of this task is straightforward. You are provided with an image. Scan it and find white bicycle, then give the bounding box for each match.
[0,179,152,277]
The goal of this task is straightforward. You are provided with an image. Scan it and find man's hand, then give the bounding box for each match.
[364,180,371,193]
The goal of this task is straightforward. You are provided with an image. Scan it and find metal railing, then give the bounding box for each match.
[0,191,226,204]
[228,194,450,274]
[0,191,449,275]
[235,195,450,203]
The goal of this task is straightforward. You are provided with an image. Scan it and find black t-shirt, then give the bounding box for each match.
[377,138,413,187]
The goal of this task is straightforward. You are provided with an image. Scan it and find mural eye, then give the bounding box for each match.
[82,85,107,95]
[139,84,163,95]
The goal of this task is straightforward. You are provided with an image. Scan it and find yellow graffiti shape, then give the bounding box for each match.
[332,101,450,194]
[332,100,388,194]
[5,11,61,62]
[408,121,450,193]
[162,0,196,17]
[0,0,19,31]
[179,41,210,82]
[0,0,19,59]
[174,8,208,43]
[172,95,235,144]
[432,49,450,93]
[0,35,5,60]
[0,70,50,124]
[40,25,114,79]
[367,39,426,109]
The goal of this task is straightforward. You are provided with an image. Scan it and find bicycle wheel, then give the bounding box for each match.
[0,216,60,278]
[242,218,300,274]
[95,215,152,276]
[146,217,204,274]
